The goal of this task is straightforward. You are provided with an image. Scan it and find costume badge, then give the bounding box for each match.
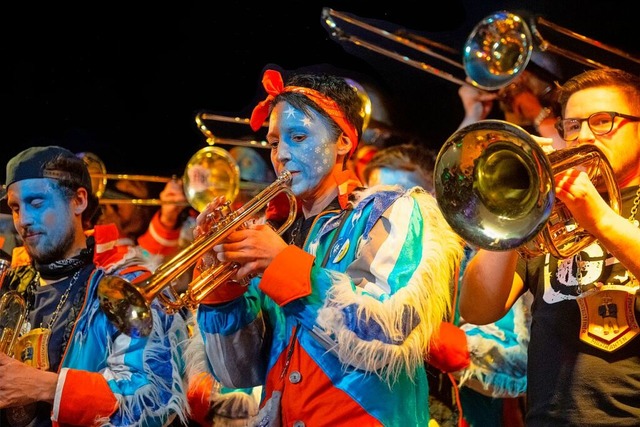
[331,237,350,264]
[577,284,639,352]
[12,327,51,370]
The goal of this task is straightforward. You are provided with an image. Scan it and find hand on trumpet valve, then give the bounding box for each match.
[553,168,607,233]
[193,196,228,240]
[211,222,288,281]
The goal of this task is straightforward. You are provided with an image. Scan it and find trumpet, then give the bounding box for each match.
[434,120,621,259]
[97,169,297,337]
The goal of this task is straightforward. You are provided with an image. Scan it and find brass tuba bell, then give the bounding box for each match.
[434,119,621,259]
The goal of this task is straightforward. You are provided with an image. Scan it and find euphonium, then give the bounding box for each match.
[0,259,26,357]
[97,170,297,337]
[434,119,621,259]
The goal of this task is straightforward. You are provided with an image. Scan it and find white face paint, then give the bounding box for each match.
[267,102,338,199]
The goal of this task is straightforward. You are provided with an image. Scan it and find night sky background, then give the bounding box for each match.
[3,1,638,185]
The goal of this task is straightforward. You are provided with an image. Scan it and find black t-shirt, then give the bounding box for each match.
[518,185,640,426]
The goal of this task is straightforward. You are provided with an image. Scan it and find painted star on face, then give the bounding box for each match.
[302,117,312,127]
[285,106,297,118]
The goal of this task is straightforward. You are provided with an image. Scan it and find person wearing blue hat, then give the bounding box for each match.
[0,146,189,426]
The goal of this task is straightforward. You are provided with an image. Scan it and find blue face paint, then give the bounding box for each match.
[267,102,338,199]
[7,179,77,263]
[367,167,427,192]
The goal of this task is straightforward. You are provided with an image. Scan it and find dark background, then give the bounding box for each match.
[3,1,638,183]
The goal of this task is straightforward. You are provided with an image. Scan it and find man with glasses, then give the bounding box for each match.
[459,67,640,426]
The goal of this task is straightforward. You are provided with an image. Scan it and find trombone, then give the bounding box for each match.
[322,8,640,91]
[78,146,242,212]
[196,112,270,149]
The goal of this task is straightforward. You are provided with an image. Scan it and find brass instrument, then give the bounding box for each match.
[322,8,640,91]
[195,77,373,147]
[196,112,270,149]
[0,259,26,357]
[97,169,297,337]
[78,146,241,212]
[434,120,621,259]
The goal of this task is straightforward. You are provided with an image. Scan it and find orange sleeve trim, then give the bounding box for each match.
[259,245,314,306]
[138,212,181,256]
[196,259,249,305]
[187,372,215,427]
[53,368,118,425]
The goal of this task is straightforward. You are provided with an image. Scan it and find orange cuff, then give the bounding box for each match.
[138,212,181,256]
[53,368,118,425]
[427,322,470,373]
[259,245,314,306]
[187,372,215,427]
[196,259,249,305]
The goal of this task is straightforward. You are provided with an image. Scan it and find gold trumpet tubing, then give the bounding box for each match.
[179,261,241,311]
[323,9,476,89]
[523,145,620,259]
[97,169,296,336]
[139,170,293,302]
[536,17,640,66]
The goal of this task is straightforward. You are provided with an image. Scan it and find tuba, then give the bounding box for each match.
[434,120,621,259]
[97,169,297,337]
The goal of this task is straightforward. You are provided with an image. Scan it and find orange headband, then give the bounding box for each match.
[249,69,360,157]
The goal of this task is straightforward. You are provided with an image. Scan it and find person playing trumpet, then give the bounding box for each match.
[460,68,640,426]
[190,66,465,426]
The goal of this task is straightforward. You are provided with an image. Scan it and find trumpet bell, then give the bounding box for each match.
[435,119,621,259]
[463,11,533,90]
[435,120,553,251]
[183,146,241,212]
[98,275,152,338]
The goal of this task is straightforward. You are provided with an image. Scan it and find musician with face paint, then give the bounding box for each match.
[190,67,465,426]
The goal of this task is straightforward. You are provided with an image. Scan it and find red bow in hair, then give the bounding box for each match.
[249,69,360,158]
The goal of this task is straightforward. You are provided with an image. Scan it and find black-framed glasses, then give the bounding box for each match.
[555,111,640,141]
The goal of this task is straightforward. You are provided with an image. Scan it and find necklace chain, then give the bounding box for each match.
[40,269,81,330]
[629,187,640,227]
[576,186,640,293]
